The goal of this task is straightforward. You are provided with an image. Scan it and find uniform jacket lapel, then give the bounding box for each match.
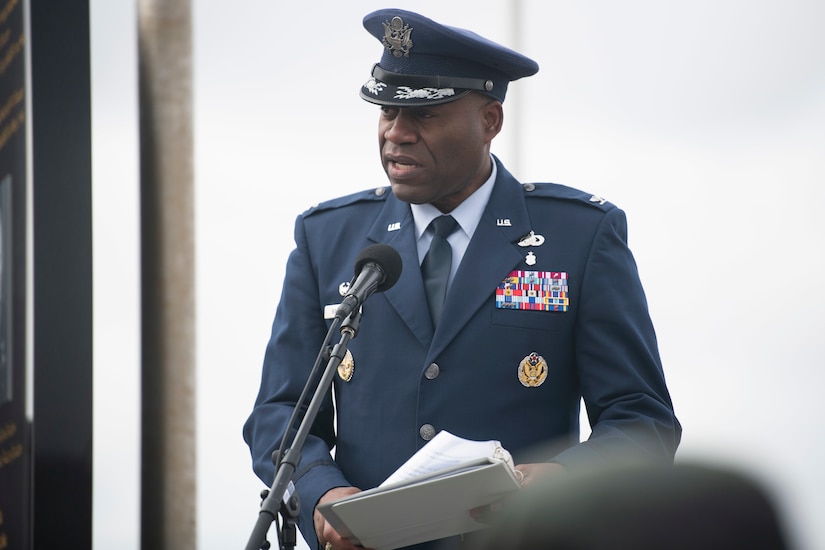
[430,161,532,360]
[366,192,435,347]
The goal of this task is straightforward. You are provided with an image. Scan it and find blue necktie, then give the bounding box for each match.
[421,215,458,326]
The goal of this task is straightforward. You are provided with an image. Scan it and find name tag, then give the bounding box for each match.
[323,304,340,320]
[324,303,363,320]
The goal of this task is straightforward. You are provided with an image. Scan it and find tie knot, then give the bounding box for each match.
[430,215,458,238]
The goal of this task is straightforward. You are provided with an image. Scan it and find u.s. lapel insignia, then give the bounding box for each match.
[339,281,351,296]
[518,352,548,387]
[517,231,546,247]
[338,349,355,382]
[525,251,537,266]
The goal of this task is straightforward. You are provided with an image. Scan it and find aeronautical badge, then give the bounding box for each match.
[382,16,413,57]
[518,352,548,387]
[338,350,355,382]
[517,231,546,247]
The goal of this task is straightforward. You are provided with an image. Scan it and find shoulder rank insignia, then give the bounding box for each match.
[518,352,548,387]
[338,349,355,382]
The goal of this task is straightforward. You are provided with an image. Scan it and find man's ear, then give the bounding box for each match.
[482,100,504,139]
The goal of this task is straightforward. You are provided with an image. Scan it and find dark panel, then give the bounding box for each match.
[30,0,93,548]
[0,0,32,547]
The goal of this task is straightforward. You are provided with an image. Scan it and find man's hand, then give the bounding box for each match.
[514,461,566,487]
[470,462,566,523]
[314,486,372,550]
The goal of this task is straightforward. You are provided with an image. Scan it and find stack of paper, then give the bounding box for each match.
[317,431,521,550]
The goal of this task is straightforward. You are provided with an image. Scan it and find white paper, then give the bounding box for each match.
[380,430,511,487]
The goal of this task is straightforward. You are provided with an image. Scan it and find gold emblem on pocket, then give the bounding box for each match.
[518,352,547,387]
[338,350,355,382]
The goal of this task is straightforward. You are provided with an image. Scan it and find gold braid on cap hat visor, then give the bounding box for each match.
[371,64,494,93]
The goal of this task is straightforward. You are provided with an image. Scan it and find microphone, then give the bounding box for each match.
[335,244,403,320]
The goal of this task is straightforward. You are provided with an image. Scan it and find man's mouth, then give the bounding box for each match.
[385,155,422,178]
[391,161,417,171]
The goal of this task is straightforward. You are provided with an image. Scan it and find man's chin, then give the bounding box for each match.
[388,182,429,205]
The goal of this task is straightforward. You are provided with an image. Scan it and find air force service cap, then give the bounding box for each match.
[360,9,539,107]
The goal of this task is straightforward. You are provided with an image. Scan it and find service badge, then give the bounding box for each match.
[338,349,355,382]
[518,352,548,388]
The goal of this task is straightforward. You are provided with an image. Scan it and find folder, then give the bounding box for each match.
[317,432,522,549]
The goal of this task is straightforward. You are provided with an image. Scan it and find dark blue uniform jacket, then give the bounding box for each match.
[244,158,681,548]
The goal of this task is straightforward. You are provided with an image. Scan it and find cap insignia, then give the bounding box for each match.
[395,86,456,101]
[382,16,413,58]
[364,78,387,96]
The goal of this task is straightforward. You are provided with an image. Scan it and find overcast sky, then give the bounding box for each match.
[90,1,825,548]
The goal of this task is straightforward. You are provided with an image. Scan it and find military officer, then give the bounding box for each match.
[244,8,681,550]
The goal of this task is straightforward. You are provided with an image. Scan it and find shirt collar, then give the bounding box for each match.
[411,156,498,240]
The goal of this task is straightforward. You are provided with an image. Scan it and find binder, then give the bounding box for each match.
[317,455,521,549]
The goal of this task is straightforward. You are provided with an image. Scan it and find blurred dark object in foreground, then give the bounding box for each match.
[476,462,792,550]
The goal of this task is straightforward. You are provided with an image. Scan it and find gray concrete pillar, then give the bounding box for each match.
[137,1,196,548]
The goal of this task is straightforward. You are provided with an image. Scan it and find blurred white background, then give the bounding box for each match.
[90,1,825,548]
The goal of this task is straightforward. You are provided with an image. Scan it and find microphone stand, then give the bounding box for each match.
[245,308,363,550]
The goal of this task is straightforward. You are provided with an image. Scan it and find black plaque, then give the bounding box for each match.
[0,0,93,547]
[0,0,31,547]
[0,175,11,407]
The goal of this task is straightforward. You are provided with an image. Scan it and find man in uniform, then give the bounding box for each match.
[244,8,681,550]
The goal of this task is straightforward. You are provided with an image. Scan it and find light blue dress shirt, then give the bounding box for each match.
[411,157,498,288]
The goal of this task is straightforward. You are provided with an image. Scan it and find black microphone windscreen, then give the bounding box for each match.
[353,244,403,292]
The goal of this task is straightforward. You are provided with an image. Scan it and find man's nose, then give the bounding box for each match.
[383,112,418,144]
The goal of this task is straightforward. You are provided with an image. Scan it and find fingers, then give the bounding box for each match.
[320,526,370,550]
[515,462,566,487]
[315,490,373,549]
[469,500,506,524]
[315,513,356,550]
[315,487,367,549]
